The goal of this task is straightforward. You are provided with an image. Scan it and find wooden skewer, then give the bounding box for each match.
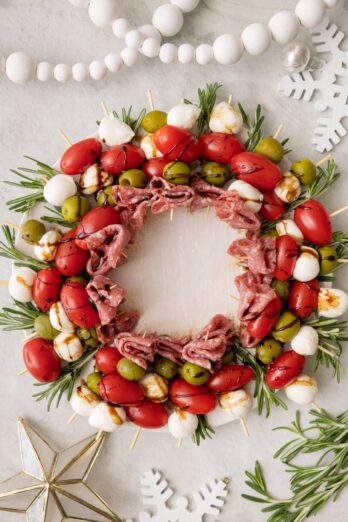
[0,281,8,285]
[170,208,174,222]
[177,438,183,449]
[67,412,78,425]
[273,124,283,141]
[239,417,250,438]
[330,205,348,218]
[130,426,142,450]
[338,259,348,264]
[57,128,73,146]
[22,332,36,343]
[17,368,28,377]
[121,251,128,259]
[229,294,240,301]
[147,90,155,112]
[204,326,211,342]
[4,221,21,231]
[312,401,322,412]
[101,101,109,117]
[180,98,185,105]
[315,154,331,168]
[227,94,233,105]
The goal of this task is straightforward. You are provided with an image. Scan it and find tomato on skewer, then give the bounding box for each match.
[96,347,123,375]
[55,228,89,277]
[75,206,121,250]
[61,281,99,329]
[32,268,63,312]
[170,378,216,414]
[246,296,282,339]
[154,125,201,163]
[98,373,144,406]
[294,200,332,246]
[207,365,254,393]
[60,138,102,175]
[199,132,245,164]
[101,144,145,175]
[288,279,320,319]
[265,350,305,389]
[274,235,298,281]
[126,400,168,428]
[23,338,61,383]
[259,190,285,221]
[143,157,168,179]
[231,152,282,191]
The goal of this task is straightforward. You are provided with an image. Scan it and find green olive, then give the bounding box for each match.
[182,362,210,386]
[291,159,316,186]
[97,185,116,207]
[87,372,102,395]
[77,327,99,348]
[272,311,301,343]
[154,356,178,379]
[271,279,290,302]
[318,246,338,275]
[61,195,90,223]
[201,162,228,187]
[21,219,46,245]
[262,229,278,238]
[256,338,282,365]
[255,137,284,164]
[117,357,146,381]
[163,161,191,185]
[142,110,167,133]
[221,348,234,365]
[34,314,59,341]
[119,169,148,188]
[67,275,88,286]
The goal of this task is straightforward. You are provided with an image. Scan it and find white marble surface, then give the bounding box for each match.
[0,1,348,521]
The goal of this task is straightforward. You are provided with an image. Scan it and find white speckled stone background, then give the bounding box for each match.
[0,1,348,521]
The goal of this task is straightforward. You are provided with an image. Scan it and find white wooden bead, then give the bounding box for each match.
[120,47,139,67]
[323,0,339,6]
[295,0,326,28]
[138,25,162,42]
[159,43,178,64]
[6,52,35,84]
[72,62,89,82]
[112,17,131,38]
[178,43,196,64]
[213,34,243,64]
[88,0,118,28]
[269,10,300,45]
[242,23,272,55]
[36,62,53,82]
[68,0,89,6]
[142,38,161,58]
[152,4,184,37]
[170,0,200,13]
[54,63,72,83]
[125,29,144,49]
[196,43,214,65]
[89,60,107,80]
[104,53,123,72]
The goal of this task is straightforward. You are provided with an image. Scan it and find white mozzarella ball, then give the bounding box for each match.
[293,246,320,282]
[219,389,252,418]
[125,29,144,49]
[80,164,113,195]
[89,402,126,432]
[142,38,161,58]
[206,404,234,427]
[138,25,162,41]
[209,101,243,135]
[36,62,54,82]
[44,174,77,206]
[241,23,272,56]
[6,52,35,84]
[195,44,214,65]
[178,44,196,64]
[98,115,135,146]
[152,4,184,37]
[226,180,263,213]
[269,11,300,45]
[274,172,301,203]
[112,18,131,38]
[104,53,123,73]
[285,374,318,405]
[276,219,304,245]
[167,104,201,130]
[213,34,244,65]
[139,373,169,403]
[89,60,107,80]
[8,267,36,303]
[53,332,84,362]
[291,325,319,356]
[88,0,118,28]
[72,62,89,82]
[70,384,100,416]
[170,0,200,12]
[34,230,62,262]
[159,43,178,64]
[295,0,325,28]
[140,134,163,160]
[168,410,198,439]
[120,47,139,67]
[54,64,72,83]
[318,288,348,318]
[49,302,74,333]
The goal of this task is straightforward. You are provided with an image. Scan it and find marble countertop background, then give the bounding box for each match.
[0,1,348,520]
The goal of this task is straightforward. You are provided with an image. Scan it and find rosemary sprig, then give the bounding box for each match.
[184,82,222,135]
[238,103,264,151]
[192,415,215,445]
[331,231,348,268]
[0,225,48,271]
[112,106,146,133]
[41,206,75,228]
[0,301,41,331]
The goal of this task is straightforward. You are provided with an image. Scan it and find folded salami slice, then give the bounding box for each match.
[214,190,261,231]
[96,311,140,345]
[190,176,225,210]
[112,186,155,231]
[228,235,276,275]
[85,224,130,276]
[115,332,157,370]
[156,335,191,365]
[182,337,227,371]
[150,177,195,214]
[86,275,126,325]
[235,272,277,321]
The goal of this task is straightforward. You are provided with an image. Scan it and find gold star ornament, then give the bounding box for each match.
[0,418,121,521]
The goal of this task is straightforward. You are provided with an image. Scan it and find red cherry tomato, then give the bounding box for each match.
[98,373,145,406]
[154,125,201,163]
[32,268,63,312]
[288,279,320,319]
[126,400,168,429]
[60,281,99,328]
[259,190,285,221]
[207,365,254,393]
[265,350,305,389]
[231,152,282,191]
[23,338,61,383]
[246,296,282,339]
[274,235,298,281]
[101,144,145,175]
[143,157,168,179]
[199,132,245,164]
[75,206,121,250]
[55,228,89,277]
[294,200,332,246]
[170,378,216,415]
[96,346,123,374]
[60,138,102,175]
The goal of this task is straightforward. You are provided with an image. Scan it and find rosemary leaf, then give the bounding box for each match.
[192,414,215,445]
[184,82,222,135]
[0,225,48,271]
[238,103,265,151]
[0,301,41,331]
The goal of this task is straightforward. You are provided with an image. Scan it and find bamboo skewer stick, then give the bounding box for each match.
[330,205,348,218]
[22,332,36,343]
[338,259,348,263]
[0,281,8,285]
[67,412,78,425]
[4,221,21,231]
[147,90,155,112]
[57,128,72,146]
[312,400,322,412]
[240,417,249,438]
[17,368,28,377]
[170,208,174,222]
[273,124,283,140]
[177,438,183,449]
[227,94,233,105]
[130,426,142,450]
[315,154,331,168]
[101,101,109,117]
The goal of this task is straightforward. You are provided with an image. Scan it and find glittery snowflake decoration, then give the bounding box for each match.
[125,469,229,522]
[278,17,348,152]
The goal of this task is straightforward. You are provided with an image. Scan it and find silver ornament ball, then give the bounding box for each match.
[282,41,311,72]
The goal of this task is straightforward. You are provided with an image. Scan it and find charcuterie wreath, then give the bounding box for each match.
[1,83,348,447]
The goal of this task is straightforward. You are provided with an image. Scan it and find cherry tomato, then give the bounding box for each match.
[294,200,332,246]
[246,296,282,339]
[98,373,144,406]
[32,268,63,312]
[170,378,216,414]
[23,338,61,383]
[199,132,244,164]
[259,190,285,221]
[60,138,102,175]
[101,144,145,175]
[231,152,282,191]
[274,235,298,281]
[207,365,254,393]
[60,281,99,328]
[126,400,168,428]
[265,350,305,389]
[96,346,123,374]
[55,228,89,277]
[75,206,121,250]
[154,125,201,163]
[143,157,168,179]
[288,279,320,319]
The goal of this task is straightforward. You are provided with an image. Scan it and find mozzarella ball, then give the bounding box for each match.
[159,43,178,64]
[120,47,139,67]
[112,18,131,38]
[53,332,84,362]
[140,134,163,160]
[178,44,196,64]
[6,52,35,84]
[8,267,36,302]
[104,53,123,73]
[170,0,200,12]
[88,0,118,28]
[291,325,319,356]
[219,389,252,418]
[70,384,100,416]
[285,374,318,405]
[89,60,107,80]
[49,302,74,333]
[241,23,272,56]
[79,163,113,195]
[167,104,201,130]
[318,288,348,318]
[34,230,62,262]
[206,404,234,427]
[139,372,169,403]
[72,62,89,82]
[36,62,54,82]
[89,402,126,432]
[269,11,300,45]
[274,172,301,203]
[196,44,214,65]
[168,409,198,439]
[44,174,77,206]
[213,34,244,65]
[98,115,135,146]
[209,101,243,135]
[54,64,72,83]
[293,246,320,282]
[226,180,263,213]
[295,0,325,28]
[276,219,304,245]
[125,29,144,49]
[142,38,161,58]
[152,4,184,37]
